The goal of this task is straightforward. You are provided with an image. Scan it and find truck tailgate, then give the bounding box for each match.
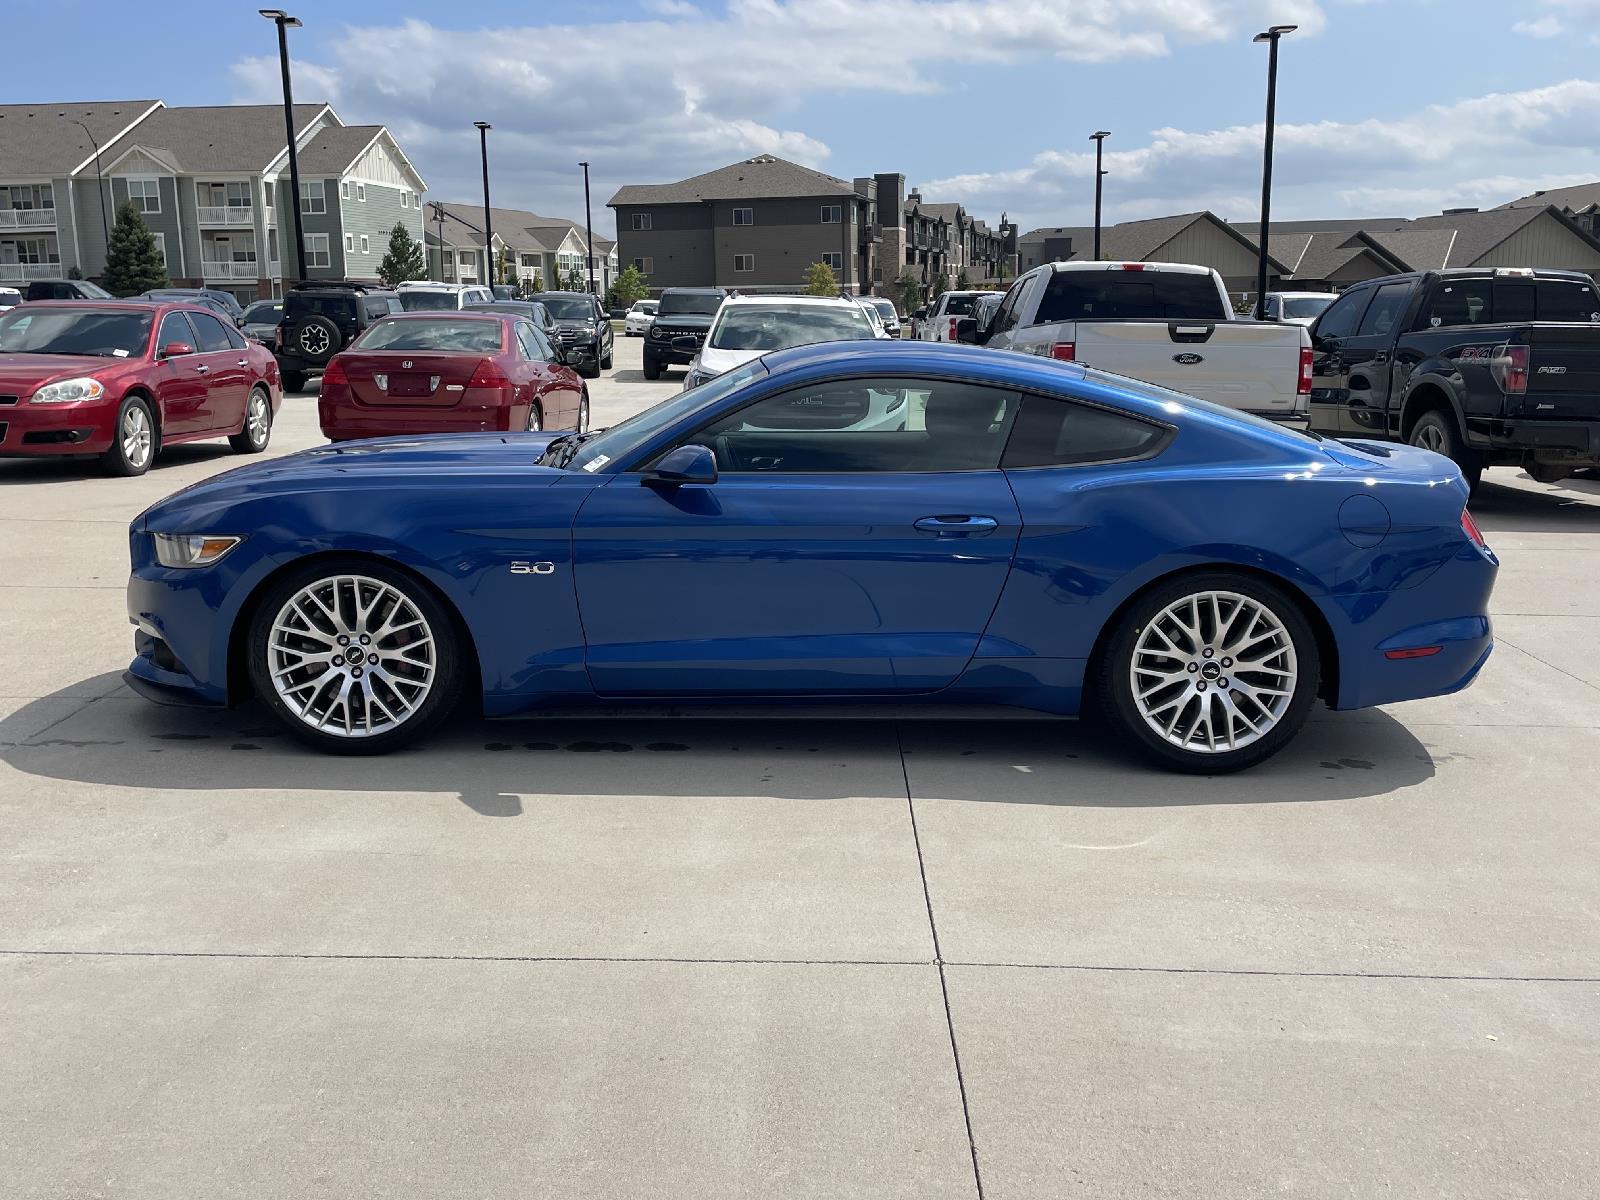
[1071,320,1307,415]
[1522,325,1600,419]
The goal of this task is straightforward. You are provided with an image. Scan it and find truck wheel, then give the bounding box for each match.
[281,370,307,393]
[642,355,661,381]
[1409,409,1482,493]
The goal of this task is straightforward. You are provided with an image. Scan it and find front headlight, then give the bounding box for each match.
[32,377,106,404]
[152,533,242,569]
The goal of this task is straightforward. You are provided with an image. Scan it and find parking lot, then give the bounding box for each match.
[2,332,1597,1197]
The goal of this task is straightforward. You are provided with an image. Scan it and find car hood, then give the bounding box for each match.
[698,345,760,376]
[554,321,598,332]
[0,353,139,390]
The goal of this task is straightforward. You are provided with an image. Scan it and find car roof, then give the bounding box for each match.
[720,294,864,309]
[660,287,726,295]
[379,309,510,319]
[528,291,593,298]
[397,281,482,291]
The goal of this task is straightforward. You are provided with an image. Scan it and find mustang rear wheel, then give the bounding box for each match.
[247,562,463,754]
[1097,573,1319,774]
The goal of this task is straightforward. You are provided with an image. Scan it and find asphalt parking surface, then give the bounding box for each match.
[2,334,1597,1197]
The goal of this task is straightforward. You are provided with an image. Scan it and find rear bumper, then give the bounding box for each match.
[319,386,524,440]
[1467,416,1600,461]
[0,399,116,456]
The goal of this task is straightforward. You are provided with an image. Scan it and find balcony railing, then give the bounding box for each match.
[197,206,256,227]
[201,260,262,280]
[0,209,57,229]
[0,261,63,281]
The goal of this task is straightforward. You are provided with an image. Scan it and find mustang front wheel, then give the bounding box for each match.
[1098,573,1319,773]
[247,562,463,754]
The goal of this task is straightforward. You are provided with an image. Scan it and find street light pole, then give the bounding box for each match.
[579,160,596,295]
[432,201,447,281]
[474,122,493,286]
[1253,24,1296,320]
[1090,131,1110,260]
[259,10,306,284]
[69,118,110,261]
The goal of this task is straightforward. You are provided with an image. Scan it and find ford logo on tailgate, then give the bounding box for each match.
[1173,352,1205,365]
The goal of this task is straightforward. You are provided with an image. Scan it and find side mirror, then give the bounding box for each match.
[642,443,718,487]
[161,342,194,358]
[953,316,986,345]
[671,335,699,354]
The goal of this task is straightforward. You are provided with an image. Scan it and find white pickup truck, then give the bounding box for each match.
[916,289,1002,342]
[960,261,1312,418]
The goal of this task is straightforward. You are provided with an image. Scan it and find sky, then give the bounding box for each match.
[11,0,1600,238]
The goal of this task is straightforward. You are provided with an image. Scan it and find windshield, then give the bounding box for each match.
[709,305,873,351]
[538,297,595,321]
[353,318,504,353]
[242,301,282,324]
[563,358,769,472]
[941,293,992,316]
[0,307,153,357]
[870,299,897,319]
[397,290,462,312]
[1283,297,1334,319]
[630,301,657,314]
[658,292,722,316]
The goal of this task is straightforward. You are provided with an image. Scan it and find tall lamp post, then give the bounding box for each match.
[578,160,596,295]
[432,201,447,281]
[474,122,494,286]
[1253,24,1296,319]
[259,10,306,284]
[1090,130,1110,260]
[68,118,111,258]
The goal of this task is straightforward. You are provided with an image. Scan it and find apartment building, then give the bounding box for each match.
[422,201,617,294]
[0,100,426,303]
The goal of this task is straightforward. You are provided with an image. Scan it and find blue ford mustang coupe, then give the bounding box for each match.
[126,342,1497,772]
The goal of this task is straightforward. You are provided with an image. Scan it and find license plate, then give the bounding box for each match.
[386,373,438,398]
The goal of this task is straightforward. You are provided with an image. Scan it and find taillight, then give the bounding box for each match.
[1491,344,1529,394]
[320,357,346,388]
[949,317,959,341]
[1049,342,1076,362]
[273,327,283,350]
[1298,346,1314,395]
[1461,508,1489,550]
[468,358,511,392]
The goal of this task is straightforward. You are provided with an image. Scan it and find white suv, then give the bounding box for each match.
[685,294,877,388]
[918,289,1002,341]
[395,282,496,312]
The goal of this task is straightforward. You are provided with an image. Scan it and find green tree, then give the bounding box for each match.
[377,222,427,287]
[67,265,84,281]
[930,272,947,302]
[956,267,972,290]
[102,200,167,296]
[497,247,514,286]
[610,264,650,307]
[803,260,838,296]
[894,271,923,316]
[562,265,585,291]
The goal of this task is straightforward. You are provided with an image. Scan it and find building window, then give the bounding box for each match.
[821,252,842,269]
[733,207,753,226]
[303,233,330,268]
[734,254,754,272]
[0,184,54,211]
[820,205,842,224]
[520,254,537,268]
[127,178,161,214]
[360,234,369,253]
[400,191,409,208]
[632,212,652,230]
[345,234,354,252]
[356,183,366,202]
[633,257,653,274]
[10,237,59,265]
[341,181,351,200]
[150,233,166,268]
[299,181,325,214]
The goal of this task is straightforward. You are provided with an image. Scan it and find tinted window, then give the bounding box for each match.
[242,301,282,324]
[1536,278,1600,322]
[526,323,556,361]
[1282,296,1333,319]
[683,377,1021,473]
[353,318,504,352]
[514,323,540,360]
[537,296,597,320]
[708,304,873,350]
[187,311,234,352]
[1036,270,1227,322]
[285,294,357,321]
[398,290,462,311]
[1421,279,1491,328]
[223,322,248,351]
[364,298,393,320]
[658,291,723,316]
[156,311,197,353]
[1002,395,1168,467]
[940,293,989,317]
[0,307,155,357]
[1356,283,1412,337]
[1494,283,1535,324]
[1313,288,1369,339]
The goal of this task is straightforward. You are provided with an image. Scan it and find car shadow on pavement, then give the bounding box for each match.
[1,674,1434,811]
[1472,473,1600,533]
[0,442,243,484]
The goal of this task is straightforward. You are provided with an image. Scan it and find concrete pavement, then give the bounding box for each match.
[2,335,1596,1197]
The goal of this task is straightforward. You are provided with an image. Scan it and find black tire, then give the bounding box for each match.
[1409,408,1482,493]
[579,356,601,379]
[101,394,156,477]
[288,314,342,364]
[642,354,661,381]
[1095,571,1320,774]
[281,369,307,394]
[601,346,613,370]
[246,559,465,755]
[229,386,272,454]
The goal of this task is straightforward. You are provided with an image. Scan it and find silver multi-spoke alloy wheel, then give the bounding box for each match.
[1129,590,1297,755]
[1412,422,1445,453]
[123,405,152,469]
[247,392,270,445]
[267,574,435,739]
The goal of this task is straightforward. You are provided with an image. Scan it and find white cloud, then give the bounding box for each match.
[922,80,1600,230]
[1513,16,1563,36]
[230,2,1330,233]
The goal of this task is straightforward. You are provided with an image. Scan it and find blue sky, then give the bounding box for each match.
[10,0,1600,235]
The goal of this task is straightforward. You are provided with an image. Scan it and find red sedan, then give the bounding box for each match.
[318,311,589,442]
[0,300,280,476]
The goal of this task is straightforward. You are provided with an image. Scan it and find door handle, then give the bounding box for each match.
[914,515,999,536]
[1372,351,1389,363]
[236,358,249,367]
[194,364,209,374]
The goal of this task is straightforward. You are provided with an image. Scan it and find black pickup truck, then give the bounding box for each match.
[1307,268,1600,486]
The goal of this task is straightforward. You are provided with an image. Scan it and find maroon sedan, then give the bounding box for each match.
[318,311,588,442]
[0,300,280,476]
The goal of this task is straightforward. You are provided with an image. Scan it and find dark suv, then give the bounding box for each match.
[644,287,728,379]
[25,278,113,301]
[526,291,612,379]
[275,281,401,392]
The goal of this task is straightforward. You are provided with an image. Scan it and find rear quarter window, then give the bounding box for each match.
[1002,394,1169,467]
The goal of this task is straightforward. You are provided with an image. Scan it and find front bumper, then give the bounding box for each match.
[0,397,117,457]
[645,335,701,364]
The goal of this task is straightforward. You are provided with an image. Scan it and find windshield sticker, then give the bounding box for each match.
[112,348,130,357]
[582,455,610,472]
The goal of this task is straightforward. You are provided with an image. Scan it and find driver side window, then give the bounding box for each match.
[1312,289,1369,340]
[157,311,197,354]
[676,377,1022,474]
